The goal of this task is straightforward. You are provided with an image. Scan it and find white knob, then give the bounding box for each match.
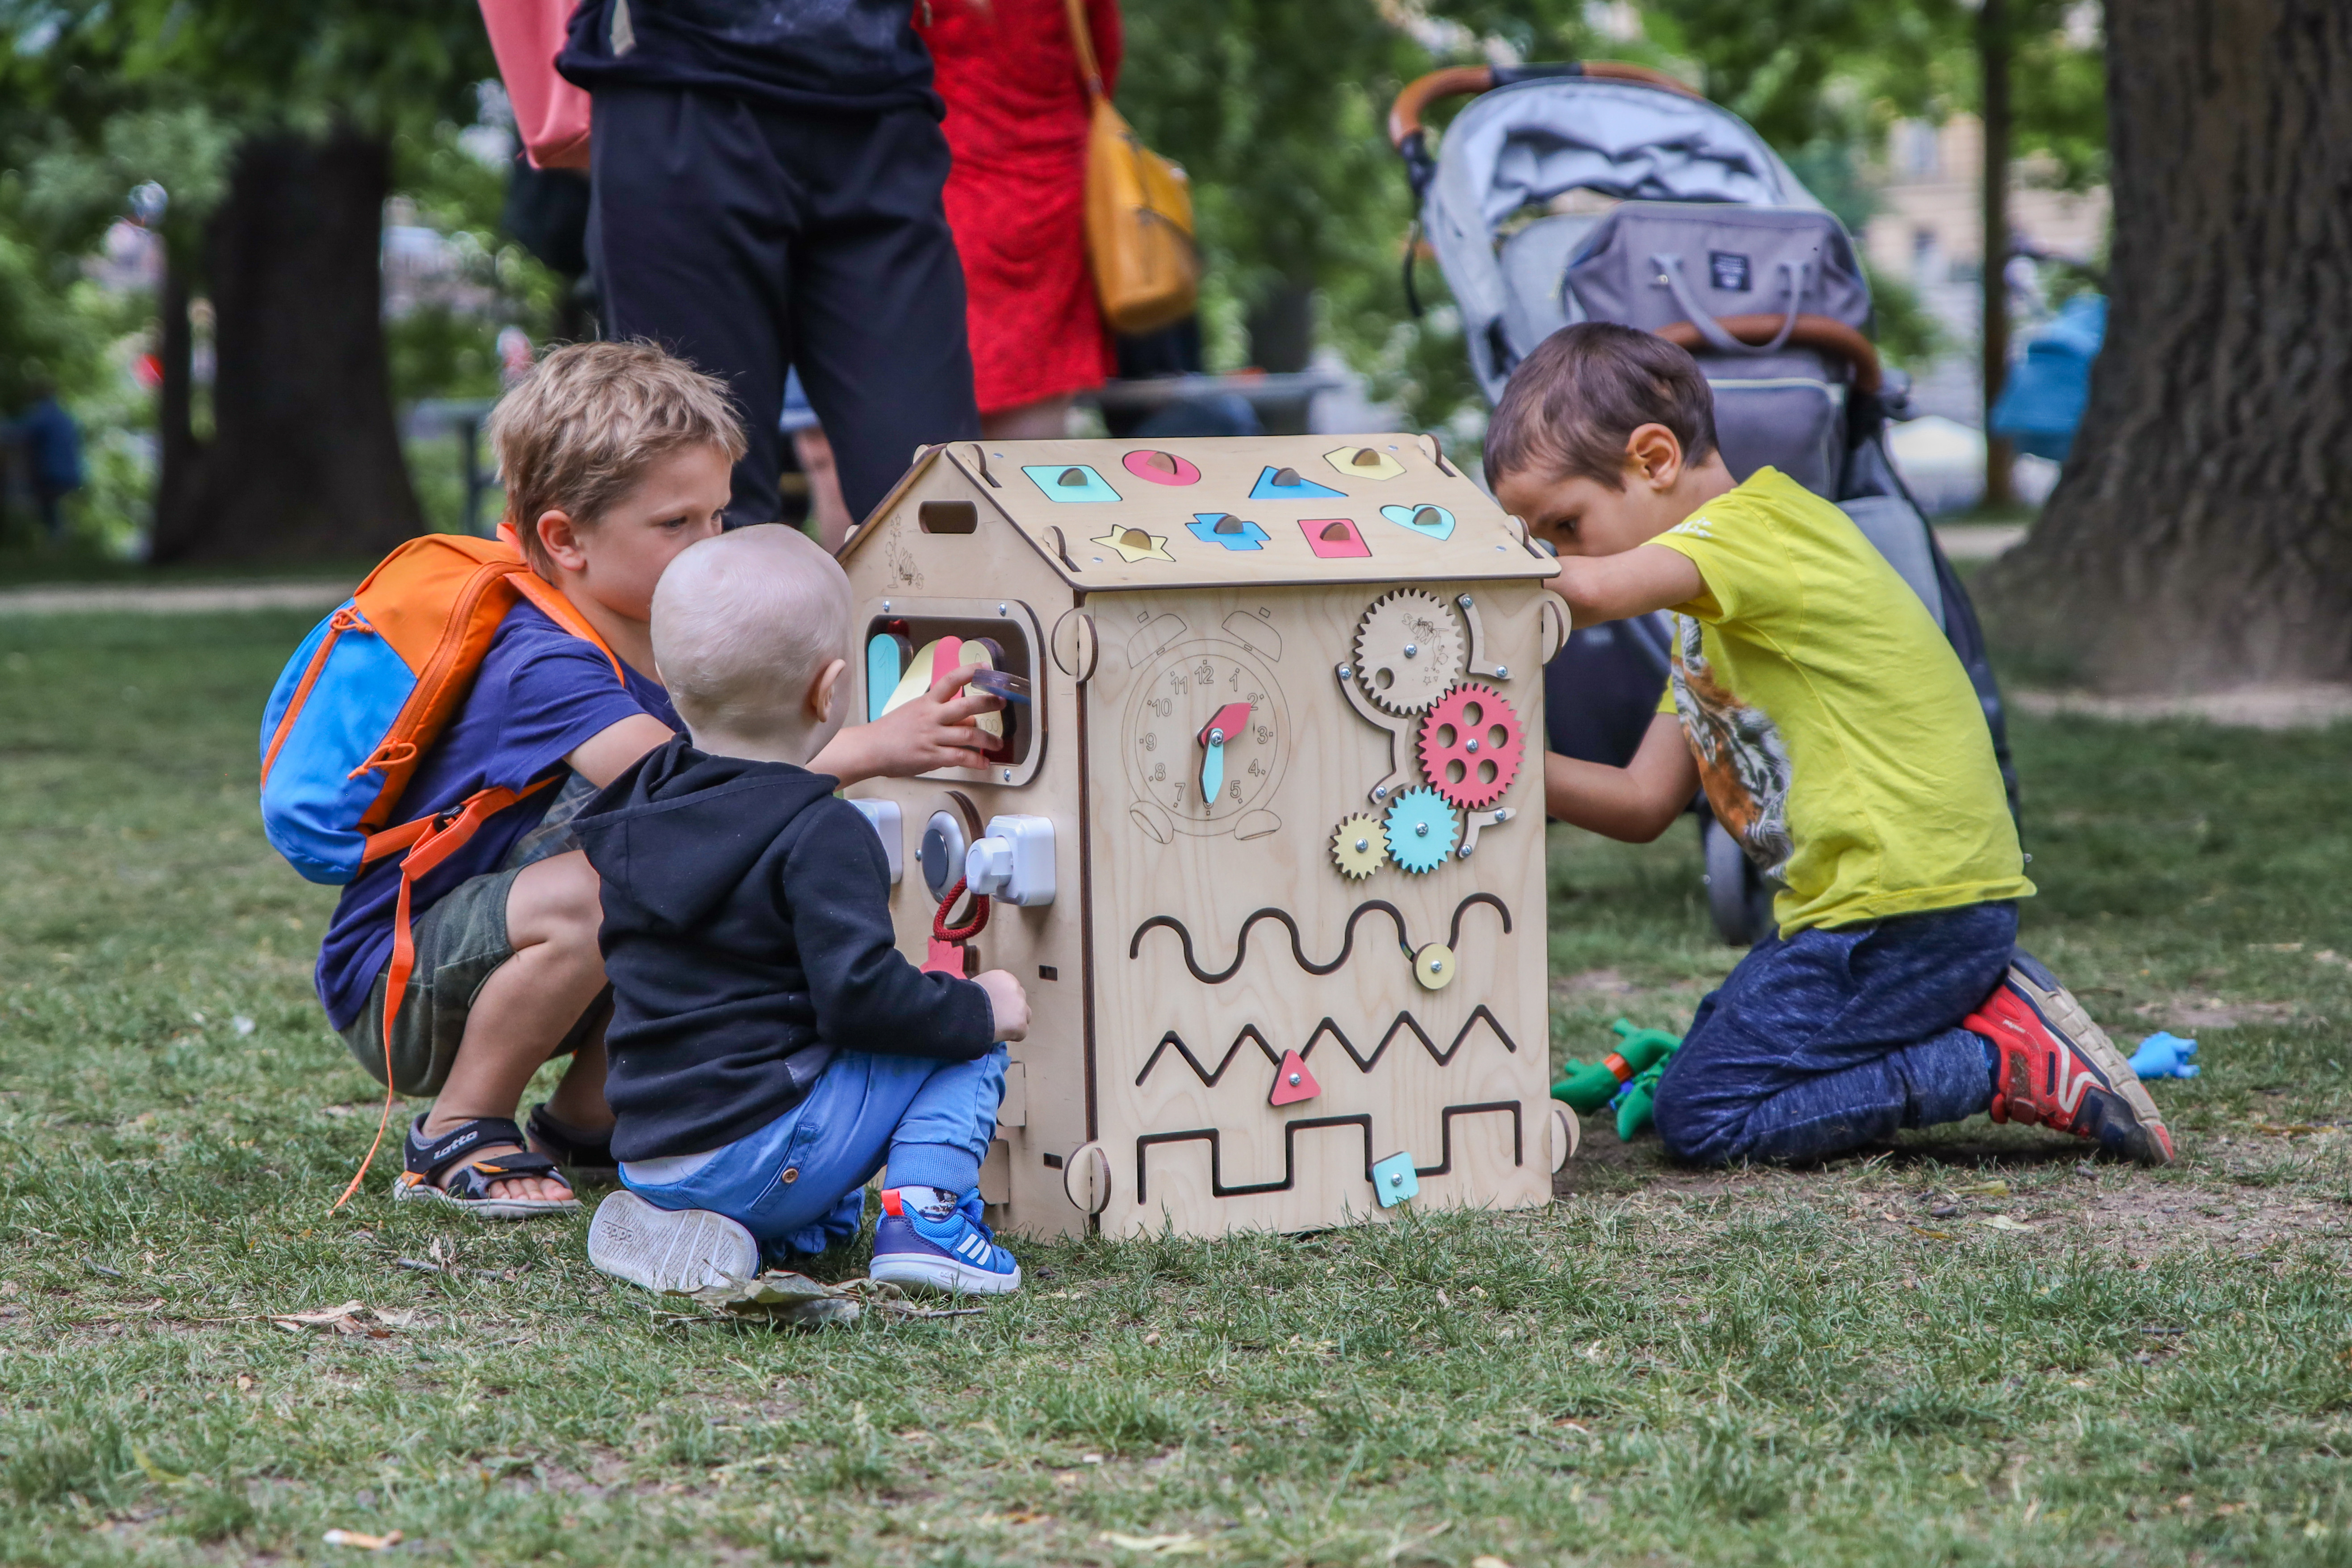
[965,838,1015,899]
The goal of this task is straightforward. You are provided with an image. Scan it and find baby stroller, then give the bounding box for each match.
[1389,62,2017,944]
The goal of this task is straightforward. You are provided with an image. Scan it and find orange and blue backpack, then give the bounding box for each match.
[258,531,621,1205]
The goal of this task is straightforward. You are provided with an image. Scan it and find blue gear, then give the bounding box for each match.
[1383,787,1460,873]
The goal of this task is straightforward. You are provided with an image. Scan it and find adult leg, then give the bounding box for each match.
[589,84,795,526]
[1652,902,2018,1166]
[779,108,980,524]
[421,851,610,1201]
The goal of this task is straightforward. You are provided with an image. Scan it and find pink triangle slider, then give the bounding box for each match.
[1268,1049,1322,1107]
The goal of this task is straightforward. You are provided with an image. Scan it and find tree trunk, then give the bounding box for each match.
[1981,0,2352,692]
[151,243,198,546]
[150,130,422,565]
[1979,0,2014,509]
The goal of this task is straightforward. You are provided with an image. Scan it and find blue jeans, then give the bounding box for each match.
[1653,902,2015,1166]
[621,1047,1006,1258]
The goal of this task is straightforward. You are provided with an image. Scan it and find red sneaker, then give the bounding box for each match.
[1965,952,2176,1164]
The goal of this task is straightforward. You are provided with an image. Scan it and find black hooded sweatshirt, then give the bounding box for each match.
[572,737,994,1163]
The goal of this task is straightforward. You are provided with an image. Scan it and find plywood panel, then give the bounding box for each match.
[1081,582,1553,1238]
[836,435,1559,594]
[842,475,1093,1241]
[842,440,1563,1243]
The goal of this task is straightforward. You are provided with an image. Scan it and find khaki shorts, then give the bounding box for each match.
[337,773,606,1097]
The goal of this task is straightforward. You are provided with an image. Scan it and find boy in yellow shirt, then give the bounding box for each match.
[1489,323,2172,1166]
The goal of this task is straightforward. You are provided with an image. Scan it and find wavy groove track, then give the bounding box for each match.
[1129,894,1511,984]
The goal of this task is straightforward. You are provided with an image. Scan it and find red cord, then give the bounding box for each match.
[934,877,991,942]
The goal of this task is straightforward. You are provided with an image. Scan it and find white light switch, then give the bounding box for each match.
[846,798,902,884]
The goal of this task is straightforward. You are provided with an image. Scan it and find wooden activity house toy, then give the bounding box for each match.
[837,435,1577,1239]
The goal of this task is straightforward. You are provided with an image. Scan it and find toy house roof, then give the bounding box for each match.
[842,434,1559,592]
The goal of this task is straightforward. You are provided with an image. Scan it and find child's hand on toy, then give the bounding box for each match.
[973,969,1030,1043]
[816,663,1005,783]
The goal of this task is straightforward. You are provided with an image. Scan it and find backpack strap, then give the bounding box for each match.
[508,563,628,686]
[329,773,561,1213]
[493,517,628,684]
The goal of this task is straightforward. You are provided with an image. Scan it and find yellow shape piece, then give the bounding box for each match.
[877,636,1003,738]
[1092,525,1175,564]
[1414,942,1457,991]
[1324,444,1405,482]
[1330,814,1385,880]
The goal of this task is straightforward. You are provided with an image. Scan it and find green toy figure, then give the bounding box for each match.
[1551,1018,1681,1114]
[1612,1052,1673,1141]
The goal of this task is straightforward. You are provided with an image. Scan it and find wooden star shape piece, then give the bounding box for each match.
[1092,525,1175,564]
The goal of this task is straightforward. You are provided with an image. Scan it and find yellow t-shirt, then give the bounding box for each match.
[1648,467,2032,936]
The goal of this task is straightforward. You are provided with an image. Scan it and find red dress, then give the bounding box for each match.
[921,0,1122,416]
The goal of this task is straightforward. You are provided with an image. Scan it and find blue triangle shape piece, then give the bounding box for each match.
[1249,465,1345,501]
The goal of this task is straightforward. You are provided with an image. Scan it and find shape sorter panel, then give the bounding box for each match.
[931,435,1559,593]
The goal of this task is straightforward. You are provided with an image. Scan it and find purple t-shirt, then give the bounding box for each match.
[315,600,680,1031]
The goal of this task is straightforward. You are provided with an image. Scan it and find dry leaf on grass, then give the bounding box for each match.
[131,1447,186,1487]
[1101,1532,1206,1555]
[270,1301,396,1338]
[1977,1214,2035,1233]
[321,1527,403,1551]
[677,1271,980,1328]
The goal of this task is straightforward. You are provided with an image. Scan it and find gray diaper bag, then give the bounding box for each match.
[1563,204,1872,496]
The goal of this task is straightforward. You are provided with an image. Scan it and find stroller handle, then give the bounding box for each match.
[1656,314,1884,396]
[1388,61,1699,152]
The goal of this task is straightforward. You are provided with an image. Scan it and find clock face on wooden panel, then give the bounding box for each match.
[1121,642,1288,832]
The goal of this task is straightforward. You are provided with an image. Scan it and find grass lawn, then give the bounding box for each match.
[7,610,2352,1566]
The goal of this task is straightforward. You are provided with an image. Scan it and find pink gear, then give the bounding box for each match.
[1416,682,1525,810]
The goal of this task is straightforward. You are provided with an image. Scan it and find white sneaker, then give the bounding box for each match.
[587,1189,760,1293]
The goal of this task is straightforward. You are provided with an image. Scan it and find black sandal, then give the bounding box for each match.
[394,1115,580,1218]
[526,1102,619,1183]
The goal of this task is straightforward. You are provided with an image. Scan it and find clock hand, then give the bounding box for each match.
[1195,701,1251,807]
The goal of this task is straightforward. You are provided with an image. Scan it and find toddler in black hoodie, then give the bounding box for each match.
[575,525,1030,1295]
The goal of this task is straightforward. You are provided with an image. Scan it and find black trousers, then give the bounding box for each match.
[589,85,981,525]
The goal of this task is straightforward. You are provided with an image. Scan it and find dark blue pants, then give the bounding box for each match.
[589,86,981,526]
[1653,901,2014,1166]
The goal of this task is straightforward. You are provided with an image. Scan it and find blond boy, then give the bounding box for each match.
[318,343,999,1214]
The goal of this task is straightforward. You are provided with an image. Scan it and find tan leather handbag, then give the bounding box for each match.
[1062,0,1200,334]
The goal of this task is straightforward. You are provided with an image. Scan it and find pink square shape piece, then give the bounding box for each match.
[1299,517,1371,559]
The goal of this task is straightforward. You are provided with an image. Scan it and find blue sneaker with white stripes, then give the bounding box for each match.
[869,1186,1022,1295]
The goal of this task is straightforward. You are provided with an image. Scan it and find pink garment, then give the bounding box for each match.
[921,0,1123,416]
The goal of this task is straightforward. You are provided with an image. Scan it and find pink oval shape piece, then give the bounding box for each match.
[1122,449,1202,485]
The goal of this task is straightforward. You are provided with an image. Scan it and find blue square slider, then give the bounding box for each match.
[1370,1150,1420,1208]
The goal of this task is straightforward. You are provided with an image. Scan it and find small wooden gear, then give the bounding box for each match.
[1416,681,1526,810]
[1330,813,1385,880]
[1382,786,1459,873]
[1351,588,1465,714]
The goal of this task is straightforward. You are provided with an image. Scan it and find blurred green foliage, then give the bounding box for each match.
[0,0,2105,560]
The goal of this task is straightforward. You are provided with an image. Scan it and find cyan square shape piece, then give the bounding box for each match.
[1371,1151,1420,1208]
[1022,464,1123,503]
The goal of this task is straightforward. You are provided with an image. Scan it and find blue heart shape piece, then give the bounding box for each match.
[1379,503,1455,541]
